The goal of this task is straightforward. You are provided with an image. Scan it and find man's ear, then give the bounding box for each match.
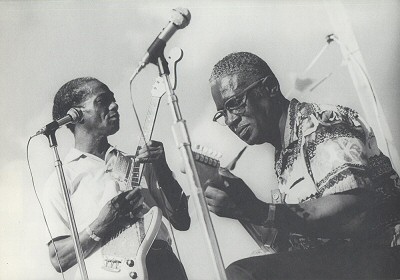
[262,76,280,97]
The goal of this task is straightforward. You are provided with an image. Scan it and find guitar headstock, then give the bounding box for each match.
[181,144,223,191]
[150,47,183,98]
[192,144,222,168]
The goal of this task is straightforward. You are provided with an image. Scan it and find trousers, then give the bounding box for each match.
[226,242,400,279]
[146,240,187,280]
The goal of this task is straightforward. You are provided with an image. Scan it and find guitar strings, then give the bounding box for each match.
[129,78,151,156]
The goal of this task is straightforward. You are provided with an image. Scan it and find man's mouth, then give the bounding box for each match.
[236,125,250,139]
[109,112,119,120]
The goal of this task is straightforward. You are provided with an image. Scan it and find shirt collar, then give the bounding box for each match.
[64,146,116,163]
[282,98,300,149]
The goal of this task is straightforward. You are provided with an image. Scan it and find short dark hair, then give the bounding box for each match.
[52,77,99,132]
[209,52,275,83]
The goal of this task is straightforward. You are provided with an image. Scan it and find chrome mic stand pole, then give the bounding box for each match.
[157,56,227,280]
[45,131,89,280]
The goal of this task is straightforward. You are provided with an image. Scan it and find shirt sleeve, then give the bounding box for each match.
[302,104,376,196]
[143,164,190,230]
[142,164,175,215]
[42,171,72,243]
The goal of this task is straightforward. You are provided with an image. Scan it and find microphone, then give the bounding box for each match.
[35,108,83,136]
[133,7,191,75]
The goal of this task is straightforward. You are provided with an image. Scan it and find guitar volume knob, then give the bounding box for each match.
[126,259,134,267]
[129,271,138,279]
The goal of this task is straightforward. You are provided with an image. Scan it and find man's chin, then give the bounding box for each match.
[109,125,120,135]
[242,137,258,145]
[242,133,266,146]
[239,133,257,145]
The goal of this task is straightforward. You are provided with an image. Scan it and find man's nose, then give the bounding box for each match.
[226,111,241,128]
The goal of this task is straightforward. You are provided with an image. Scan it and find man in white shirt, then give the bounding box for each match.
[43,77,190,280]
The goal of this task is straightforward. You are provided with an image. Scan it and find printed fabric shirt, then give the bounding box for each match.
[275,99,400,250]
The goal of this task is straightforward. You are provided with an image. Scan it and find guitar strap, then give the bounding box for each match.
[259,189,284,253]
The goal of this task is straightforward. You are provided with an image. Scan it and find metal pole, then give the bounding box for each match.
[323,0,400,173]
[46,132,89,280]
[157,57,228,280]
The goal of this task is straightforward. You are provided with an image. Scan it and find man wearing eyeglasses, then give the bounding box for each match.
[205,52,400,279]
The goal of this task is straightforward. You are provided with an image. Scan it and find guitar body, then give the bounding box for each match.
[101,206,162,280]
[84,206,162,280]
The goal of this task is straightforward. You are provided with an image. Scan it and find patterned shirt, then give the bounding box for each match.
[275,99,400,250]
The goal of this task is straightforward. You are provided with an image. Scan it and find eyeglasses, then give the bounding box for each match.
[212,76,270,126]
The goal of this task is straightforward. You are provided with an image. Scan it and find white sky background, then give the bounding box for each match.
[0,0,399,279]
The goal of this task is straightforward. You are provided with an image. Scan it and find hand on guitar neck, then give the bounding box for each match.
[135,140,172,180]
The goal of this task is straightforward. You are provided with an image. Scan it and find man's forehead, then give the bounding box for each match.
[80,81,113,102]
[212,73,258,99]
[86,80,108,91]
[212,74,240,98]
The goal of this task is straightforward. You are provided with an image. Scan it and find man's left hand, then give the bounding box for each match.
[136,140,167,165]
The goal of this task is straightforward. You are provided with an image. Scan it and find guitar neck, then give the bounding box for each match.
[131,96,162,187]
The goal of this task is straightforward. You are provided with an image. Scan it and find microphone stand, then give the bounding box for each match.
[45,131,89,280]
[156,56,227,280]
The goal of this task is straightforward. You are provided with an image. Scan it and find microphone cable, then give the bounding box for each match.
[26,136,66,280]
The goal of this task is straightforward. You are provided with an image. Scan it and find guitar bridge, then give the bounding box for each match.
[102,256,123,272]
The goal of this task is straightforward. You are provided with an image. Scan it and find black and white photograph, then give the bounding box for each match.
[1,0,399,279]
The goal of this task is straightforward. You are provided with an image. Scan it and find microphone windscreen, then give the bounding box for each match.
[67,108,83,123]
[171,8,191,28]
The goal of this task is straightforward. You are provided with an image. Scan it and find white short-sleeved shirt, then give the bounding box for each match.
[42,146,171,244]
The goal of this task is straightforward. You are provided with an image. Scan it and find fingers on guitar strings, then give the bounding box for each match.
[124,205,144,221]
[111,189,142,211]
[124,187,141,200]
[135,149,164,163]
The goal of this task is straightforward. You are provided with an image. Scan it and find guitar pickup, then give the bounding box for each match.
[102,256,123,273]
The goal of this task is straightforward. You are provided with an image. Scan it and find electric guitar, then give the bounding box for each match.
[189,145,277,255]
[86,50,183,280]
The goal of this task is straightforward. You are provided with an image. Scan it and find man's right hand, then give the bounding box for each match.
[90,188,144,238]
[204,168,267,225]
[48,188,144,272]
